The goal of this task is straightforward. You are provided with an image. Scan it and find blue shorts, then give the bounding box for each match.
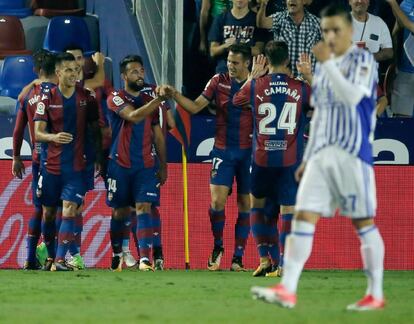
[209,147,251,194]
[106,159,160,208]
[31,162,41,207]
[250,162,298,206]
[37,169,86,207]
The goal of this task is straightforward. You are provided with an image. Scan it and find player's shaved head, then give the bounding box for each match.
[265,41,289,67]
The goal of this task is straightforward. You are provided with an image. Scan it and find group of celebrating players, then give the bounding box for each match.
[12,4,385,311]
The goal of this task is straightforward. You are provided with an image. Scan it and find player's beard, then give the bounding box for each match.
[128,79,144,92]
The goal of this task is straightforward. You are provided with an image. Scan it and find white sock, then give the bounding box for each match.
[358,225,384,300]
[281,220,315,294]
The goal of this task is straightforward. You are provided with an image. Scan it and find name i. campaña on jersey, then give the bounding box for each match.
[264,81,301,101]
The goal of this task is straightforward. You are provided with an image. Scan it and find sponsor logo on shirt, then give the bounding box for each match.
[264,140,287,151]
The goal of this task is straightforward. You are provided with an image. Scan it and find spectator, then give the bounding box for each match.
[209,0,265,73]
[199,0,232,54]
[386,0,414,117]
[257,0,321,77]
[350,0,393,62]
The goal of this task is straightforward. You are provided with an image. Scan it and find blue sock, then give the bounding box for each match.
[110,218,125,254]
[42,218,56,259]
[251,208,268,258]
[27,207,42,263]
[122,214,131,252]
[209,208,225,248]
[234,212,250,257]
[56,218,75,261]
[137,213,152,260]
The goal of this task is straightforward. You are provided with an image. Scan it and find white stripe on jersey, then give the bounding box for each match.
[304,46,378,164]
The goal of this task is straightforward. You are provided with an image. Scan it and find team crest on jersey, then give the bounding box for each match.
[112,96,125,106]
[80,100,87,107]
[36,102,45,115]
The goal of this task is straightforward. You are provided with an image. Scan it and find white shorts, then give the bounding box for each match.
[296,146,377,218]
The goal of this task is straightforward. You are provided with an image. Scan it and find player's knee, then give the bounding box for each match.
[42,207,56,222]
[62,201,78,217]
[210,197,226,211]
[237,194,250,212]
[136,202,152,214]
[112,207,130,220]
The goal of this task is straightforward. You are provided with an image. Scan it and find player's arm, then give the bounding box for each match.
[34,120,73,144]
[83,52,105,90]
[12,106,28,179]
[153,124,167,185]
[157,85,209,114]
[120,98,166,124]
[256,0,272,29]
[165,109,176,130]
[313,42,375,107]
[199,0,211,54]
[17,79,41,102]
[386,0,414,33]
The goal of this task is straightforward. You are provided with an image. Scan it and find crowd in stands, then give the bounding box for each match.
[183,0,414,117]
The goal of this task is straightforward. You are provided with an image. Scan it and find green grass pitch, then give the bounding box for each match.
[0,270,412,323]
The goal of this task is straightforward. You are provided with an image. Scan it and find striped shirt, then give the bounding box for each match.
[304,46,378,165]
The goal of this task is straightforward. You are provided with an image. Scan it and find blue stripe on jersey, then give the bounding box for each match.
[129,95,145,167]
[61,92,77,172]
[356,97,375,163]
[227,79,242,148]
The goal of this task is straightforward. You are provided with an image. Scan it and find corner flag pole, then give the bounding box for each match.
[182,146,190,269]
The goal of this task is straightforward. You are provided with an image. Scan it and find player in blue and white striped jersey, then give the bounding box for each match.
[251,4,386,311]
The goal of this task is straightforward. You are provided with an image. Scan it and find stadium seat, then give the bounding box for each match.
[0,55,36,99]
[32,0,85,18]
[0,16,32,59]
[43,16,92,54]
[0,0,32,18]
[21,15,49,52]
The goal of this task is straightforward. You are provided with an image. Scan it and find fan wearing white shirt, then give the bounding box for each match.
[350,0,393,61]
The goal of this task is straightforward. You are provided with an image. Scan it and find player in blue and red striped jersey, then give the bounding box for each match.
[158,44,253,271]
[12,49,57,270]
[233,40,311,277]
[34,52,102,271]
[106,55,167,272]
[125,82,174,270]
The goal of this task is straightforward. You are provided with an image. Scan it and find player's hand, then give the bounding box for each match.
[296,53,312,78]
[312,41,331,63]
[92,52,105,66]
[157,164,167,186]
[249,54,268,79]
[295,162,307,182]
[53,132,73,144]
[12,157,25,179]
[258,0,269,5]
[157,85,176,99]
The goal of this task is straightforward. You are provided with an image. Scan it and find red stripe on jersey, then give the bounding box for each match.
[116,121,133,168]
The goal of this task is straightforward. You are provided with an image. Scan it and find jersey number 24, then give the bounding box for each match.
[258,102,297,135]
